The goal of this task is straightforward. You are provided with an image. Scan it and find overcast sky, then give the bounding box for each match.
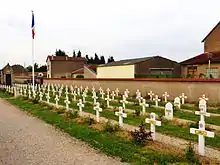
[0,0,219,68]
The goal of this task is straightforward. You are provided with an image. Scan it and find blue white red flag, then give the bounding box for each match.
[32,11,35,39]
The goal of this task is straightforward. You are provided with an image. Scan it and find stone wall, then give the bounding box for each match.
[43,78,220,103]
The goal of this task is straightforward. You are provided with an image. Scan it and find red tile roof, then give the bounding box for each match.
[46,55,86,62]
[181,51,220,65]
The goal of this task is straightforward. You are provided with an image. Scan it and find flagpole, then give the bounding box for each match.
[32,35,35,92]
[32,10,35,93]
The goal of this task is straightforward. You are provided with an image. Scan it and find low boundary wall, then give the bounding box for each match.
[42,78,220,104]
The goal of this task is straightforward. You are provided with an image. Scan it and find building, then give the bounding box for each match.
[97,56,181,78]
[71,64,97,78]
[181,21,220,78]
[181,51,220,78]
[0,63,15,85]
[46,55,86,78]
[202,21,220,52]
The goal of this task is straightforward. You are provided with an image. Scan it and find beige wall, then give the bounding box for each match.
[44,78,220,103]
[97,65,135,78]
[204,24,220,52]
[182,63,220,78]
[84,66,96,78]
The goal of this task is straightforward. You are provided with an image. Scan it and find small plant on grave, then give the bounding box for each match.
[132,99,139,106]
[83,116,96,125]
[189,121,199,128]
[185,142,200,164]
[131,122,152,146]
[133,109,141,117]
[56,108,65,114]
[66,110,78,119]
[23,96,28,100]
[85,102,93,107]
[99,100,107,109]
[103,121,120,134]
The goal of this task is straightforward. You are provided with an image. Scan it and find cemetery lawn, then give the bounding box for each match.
[0,93,191,164]
[54,96,220,149]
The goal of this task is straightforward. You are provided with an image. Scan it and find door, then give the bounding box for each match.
[6,74,12,86]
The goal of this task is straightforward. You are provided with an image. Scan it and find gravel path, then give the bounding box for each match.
[0,99,125,165]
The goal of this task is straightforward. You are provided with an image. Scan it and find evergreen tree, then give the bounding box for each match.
[55,49,66,56]
[94,53,99,64]
[77,50,82,57]
[85,55,90,63]
[89,57,94,64]
[107,56,115,63]
[73,50,76,57]
[100,56,105,64]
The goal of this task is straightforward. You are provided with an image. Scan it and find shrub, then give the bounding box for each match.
[133,109,141,117]
[57,108,65,114]
[103,121,120,133]
[66,110,78,119]
[185,142,199,164]
[32,98,39,104]
[76,75,84,78]
[83,117,96,125]
[131,122,152,146]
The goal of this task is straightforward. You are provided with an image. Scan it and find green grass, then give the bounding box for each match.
[51,94,220,149]
[0,91,188,164]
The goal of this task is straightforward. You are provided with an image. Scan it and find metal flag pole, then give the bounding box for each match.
[32,10,35,92]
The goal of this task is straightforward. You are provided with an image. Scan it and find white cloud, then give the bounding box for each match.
[0,0,220,68]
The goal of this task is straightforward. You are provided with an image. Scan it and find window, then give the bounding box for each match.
[187,66,197,76]
[206,67,218,78]
[150,68,173,75]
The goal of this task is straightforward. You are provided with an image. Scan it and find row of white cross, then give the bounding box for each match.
[0,84,215,156]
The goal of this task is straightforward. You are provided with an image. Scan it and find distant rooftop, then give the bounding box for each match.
[46,55,85,62]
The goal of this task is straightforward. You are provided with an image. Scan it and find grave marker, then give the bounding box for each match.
[77,99,84,114]
[120,95,128,109]
[139,99,149,115]
[165,102,173,120]
[145,112,161,140]
[174,97,181,109]
[115,107,127,127]
[93,102,102,122]
[179,93,187,104]
[162,92,169,102]
[153,95,161,107]
[148,91,154,101]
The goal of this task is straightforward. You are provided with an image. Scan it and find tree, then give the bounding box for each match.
[77,50,82,57]
[89,57,94,64]
[25,63,39,72]
[100,56,106,64]
[37,65,47,72]
[73,50,76,57]
[85,55,90,63]
[94,53,100,64]
[55,49,66,56]
[107,56,115,63]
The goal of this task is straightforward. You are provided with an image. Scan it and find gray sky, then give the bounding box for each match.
[0,0,220,68]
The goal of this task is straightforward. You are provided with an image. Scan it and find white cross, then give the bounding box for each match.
[174,97,181,109]
[105,95,112,108]
[58,89,62,97]
[165,102,173,120]
[196,99,210,122]
[136,90,142,103]
[199,94,208,101]
[94,102,102,122]
[162,92,169,102]
[148,91,154,101]
[82,91,87,103]
[145,112,161,140]
[115,88,119,97]
[179,93,187,104]
[100,90,105,99]
[92,87,95,93]
[20,88,23,96]
[139,99,149,115]
[77,88,81,95]
[46,93,50,103]
[24,89,27,97]
[115,107,127,127]
[77,99,84,114]
[92,92,98,104]
[54,95,59,108]
[28,90,32,99]
[72,91,77,101]
[80,86,83,92]
[190,120,214,156]
[33,91,36,99]
[153,95,161,107]
[111,91,116,100]
[120,95,128,109]
[52,88,56,96]
[106,88,110,95]
[64,97,71,112]
[99,87,103,94]
[124,89,129,98]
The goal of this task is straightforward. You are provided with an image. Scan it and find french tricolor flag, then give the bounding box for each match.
[31,11,35,39]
